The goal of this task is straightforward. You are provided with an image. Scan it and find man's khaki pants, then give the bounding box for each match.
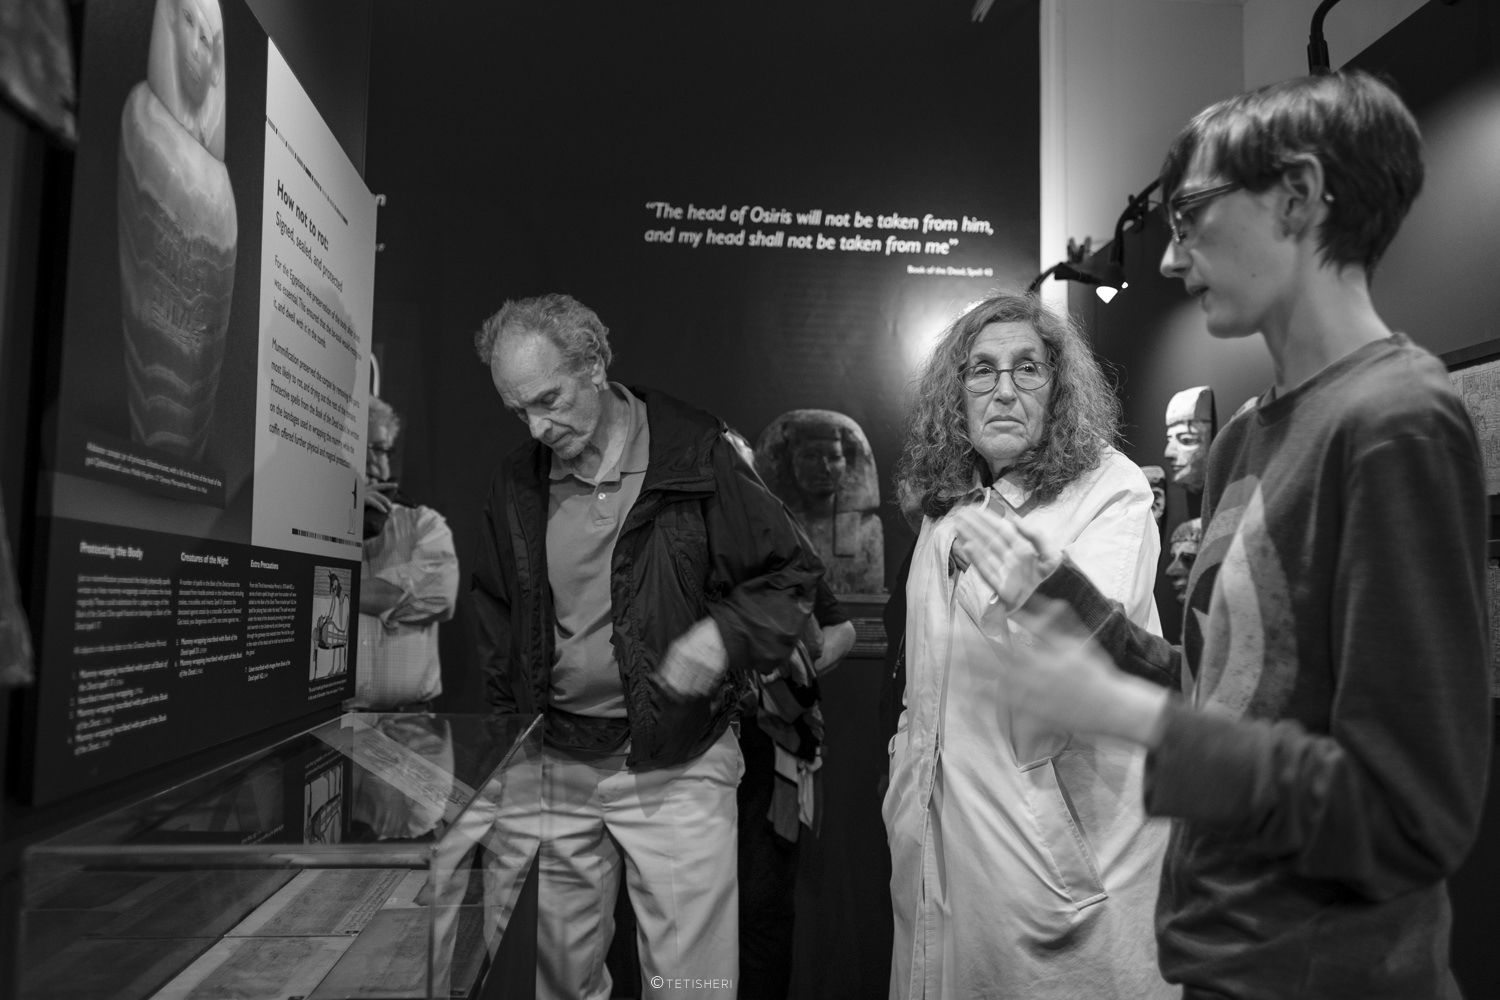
[537,728,743,1000]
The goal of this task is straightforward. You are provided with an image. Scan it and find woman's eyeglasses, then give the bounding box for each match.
[959,360,1053,394]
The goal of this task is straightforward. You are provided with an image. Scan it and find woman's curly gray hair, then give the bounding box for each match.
[894,292,1120,520]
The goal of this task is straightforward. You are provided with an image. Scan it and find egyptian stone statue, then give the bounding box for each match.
[1140,464,1166,523]
[1165,517,1202,606]
[1164,386,1216,495]
[755,409,884,594]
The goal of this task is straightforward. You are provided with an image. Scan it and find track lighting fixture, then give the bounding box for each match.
[1307,0,1345,74]
[1028,238,1101,295]
[1091,179,1160,304]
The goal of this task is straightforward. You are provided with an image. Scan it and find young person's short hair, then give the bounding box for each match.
[1159,69,1424,274]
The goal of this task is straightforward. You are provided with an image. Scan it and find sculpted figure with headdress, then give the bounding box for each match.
[755,409,885,594]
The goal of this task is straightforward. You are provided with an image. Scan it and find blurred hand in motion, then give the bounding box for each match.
[365,479,397,515]
[655,617,728,699]
[952,499,1062,612]
[1001,598,1170,747]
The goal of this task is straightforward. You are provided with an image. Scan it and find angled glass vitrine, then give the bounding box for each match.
[19,712,542,1000]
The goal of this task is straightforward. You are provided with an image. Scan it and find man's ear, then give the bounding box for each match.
[1277,154,1330,239]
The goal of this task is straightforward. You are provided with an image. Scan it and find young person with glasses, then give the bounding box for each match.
[884,292,1173,999]
[953,70,1489,999]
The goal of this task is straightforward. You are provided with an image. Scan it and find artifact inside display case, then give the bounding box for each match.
[19,712,542,1000]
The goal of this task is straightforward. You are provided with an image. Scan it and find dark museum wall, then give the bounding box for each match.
[364,0,1041,695]
[0,0,372,988]
[1070,2,1500,993]
[361,6,1041,994]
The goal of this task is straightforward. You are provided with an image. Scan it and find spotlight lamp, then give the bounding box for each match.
[1093,178,1161,304]
[1093,258,1127,304]
[1027,260,1102,295]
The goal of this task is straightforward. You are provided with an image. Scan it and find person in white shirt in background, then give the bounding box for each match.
[353,397,458,712]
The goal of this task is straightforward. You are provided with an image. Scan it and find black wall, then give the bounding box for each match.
[363,4,1040,996]
[362,0,1042,721]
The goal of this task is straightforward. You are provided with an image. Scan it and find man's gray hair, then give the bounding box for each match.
[473,293,613,375]
[368,396,401,437]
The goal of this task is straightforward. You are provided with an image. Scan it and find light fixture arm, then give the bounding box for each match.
[1026,262,1061,294]
[1028,236,1096,293]
[1027,259,1103,295]
[1107,178,1161,271]
[1308,0,1345,75]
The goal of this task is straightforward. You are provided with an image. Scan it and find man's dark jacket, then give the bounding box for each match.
[470,387,821,770]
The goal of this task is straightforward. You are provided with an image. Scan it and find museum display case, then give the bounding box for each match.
[18,711,542,1000]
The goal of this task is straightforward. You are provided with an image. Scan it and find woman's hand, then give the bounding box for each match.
[952,501,1062,612]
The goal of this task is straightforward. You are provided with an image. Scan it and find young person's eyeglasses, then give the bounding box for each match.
[1165,181,1242,244]
[959,360,1053,394]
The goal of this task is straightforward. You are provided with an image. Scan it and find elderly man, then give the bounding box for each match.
[470,293,819,999]
[351,397,458,712]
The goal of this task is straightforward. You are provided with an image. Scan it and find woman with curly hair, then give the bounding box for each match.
[884,291,1172,999]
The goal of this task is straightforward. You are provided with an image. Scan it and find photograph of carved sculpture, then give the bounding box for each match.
[1164,516,1201,605]
[755,409,885,595]
[1163,385,1216,494]
[117,0,236,462]
[1141,464,1166,523]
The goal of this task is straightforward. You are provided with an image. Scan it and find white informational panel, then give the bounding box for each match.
[252,43,375,561]
[31,0,378,804]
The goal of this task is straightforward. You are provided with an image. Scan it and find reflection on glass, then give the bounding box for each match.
[19,712,542,999]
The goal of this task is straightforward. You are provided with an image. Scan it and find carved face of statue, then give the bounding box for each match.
[1164,386,1214,492]
[1164,420,1211,491]
[791,435,846,499]
[1137,465,1164,522]
[1165,518,1202,605]
[174,0,221,109]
